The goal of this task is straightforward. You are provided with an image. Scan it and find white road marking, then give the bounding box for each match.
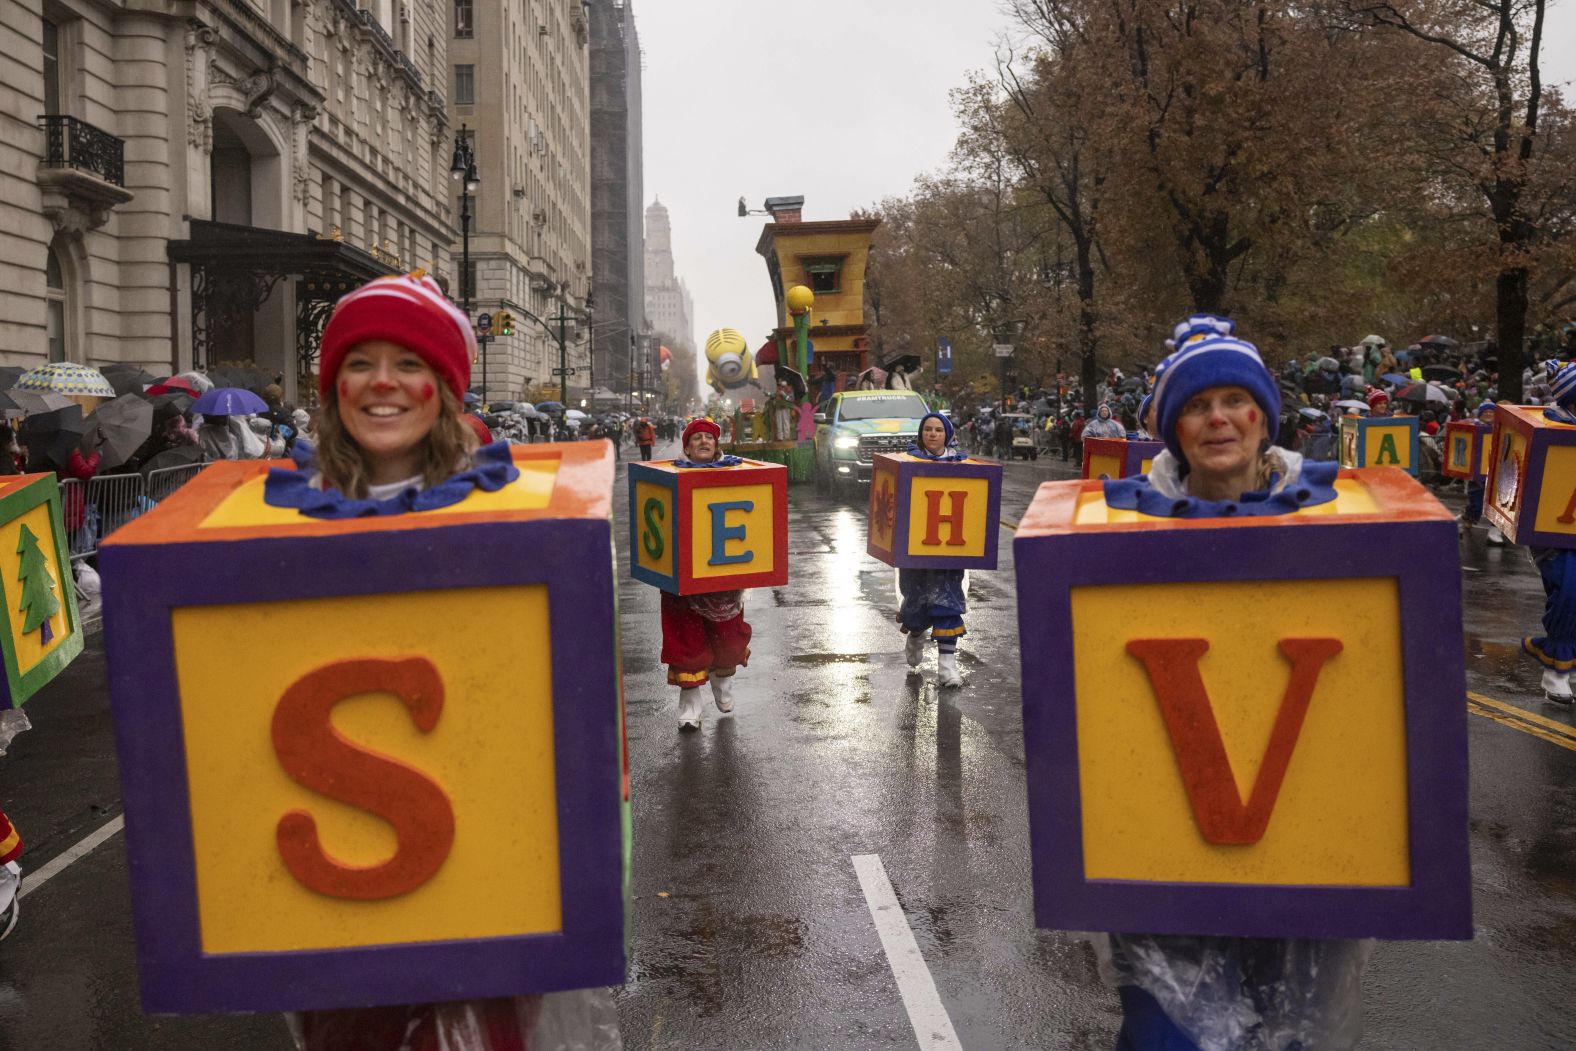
[18,814,124,900]
[852,853,964,1050]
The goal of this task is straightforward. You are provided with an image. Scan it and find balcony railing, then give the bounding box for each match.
[37,115,124,187]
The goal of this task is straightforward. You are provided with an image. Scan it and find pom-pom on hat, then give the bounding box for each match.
[681,417,721,448]
[318,273,475,401]
[1164,313,1236,351]
[1152,322,1281,467]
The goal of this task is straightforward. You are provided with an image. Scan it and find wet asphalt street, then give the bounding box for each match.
[1,442,1574,1049]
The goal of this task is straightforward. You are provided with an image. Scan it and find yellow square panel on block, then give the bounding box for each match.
[905,476,991,559]
[1532,443,1576,537]
[1363,423,1413,470]
[198,459,565,530]
[173,585,561,954]
[688,482,776,581]
[633,480,675,578]
[0,501,72,677]
[1072,576,1410,887]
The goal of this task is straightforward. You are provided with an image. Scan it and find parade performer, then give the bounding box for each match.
[662,417,752,730]
[1101,319,1369,1051]
[897,413,971,687]
[259,272,611,1049]
[1524,363,1576,704]
[1460,400,1498,541]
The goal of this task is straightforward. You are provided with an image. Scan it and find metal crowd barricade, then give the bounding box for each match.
[62,462,210,562]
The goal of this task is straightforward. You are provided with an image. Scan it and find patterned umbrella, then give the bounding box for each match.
[15,362,116,398]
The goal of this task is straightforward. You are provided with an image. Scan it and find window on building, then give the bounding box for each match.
[45,247,66,362]
[454,0,473,37]
[42,18,60,115]
[454,64,474,106]
[803,257,844,294]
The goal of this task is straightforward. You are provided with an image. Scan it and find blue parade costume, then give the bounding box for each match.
[1522,369,1576,701]
[898,414,970,685]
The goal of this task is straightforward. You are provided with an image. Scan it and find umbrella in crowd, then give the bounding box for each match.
[1418,334,1458,348]
[19,405,88,471]
[1395,381,1452,405]
[535,401,565,414]
[192,387,268,416]
[147,376,202,398]
[139,445,206,478]
[0,390,73,418]
[1380,373,1411,385]
[0,367,26,392]
[15,362,115,398]
[564,409,587,422]
[1421,364,1462,381]
[772,364,808,402]
[100,363,157,396]
[82,395,155,470]
[1334,399,1370,412]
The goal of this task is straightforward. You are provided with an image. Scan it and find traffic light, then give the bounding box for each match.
[497,311,515,336]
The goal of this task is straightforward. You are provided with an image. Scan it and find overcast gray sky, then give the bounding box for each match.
[635,1,1576,392]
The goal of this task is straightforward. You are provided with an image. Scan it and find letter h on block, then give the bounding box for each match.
[627,458,788,594]
[1011,467,1471,940]
[1484,403,1576,546]
[98,444,628,1014]
[867,453,1002,569]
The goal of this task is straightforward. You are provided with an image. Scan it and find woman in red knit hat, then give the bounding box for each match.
[268,273,612,1048]
[664,417,753,730]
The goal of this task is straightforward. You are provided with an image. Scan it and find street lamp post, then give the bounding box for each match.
[449,124,480,383]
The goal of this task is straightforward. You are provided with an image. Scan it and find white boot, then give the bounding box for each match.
[905,632,925,669]
[0,861,19,941]
[937,650,962,688]
[711,674,734,713]
[1487,525,1508,545]
[1542,667,1573,704]
[677,687,703,730]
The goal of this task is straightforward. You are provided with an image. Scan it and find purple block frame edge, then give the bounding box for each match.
[100,518,625,1014]
[1012,516,1472,940]
[889,458,1002,570]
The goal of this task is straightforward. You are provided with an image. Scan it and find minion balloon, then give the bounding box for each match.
[704,327,758,392]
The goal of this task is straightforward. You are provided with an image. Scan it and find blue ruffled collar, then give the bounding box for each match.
[1546,407,1576,426]
[672,454,744,468]
[262,440,521,519]
[1103,457,1339,519]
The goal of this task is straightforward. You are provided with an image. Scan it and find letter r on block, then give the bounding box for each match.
[707,500,754,566]
[922,489,968,547]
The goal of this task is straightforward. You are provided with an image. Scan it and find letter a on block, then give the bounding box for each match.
[271,657,455,900]
[1125,638,1343,845]
[1376,433,1400,465]
[922,489,968,546]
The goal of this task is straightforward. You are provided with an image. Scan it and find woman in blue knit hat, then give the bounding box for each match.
[1100,316,1367,1051]
[1523,362,1576,703]
[897,412,970,687]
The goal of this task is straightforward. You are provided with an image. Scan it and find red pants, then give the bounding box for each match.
[661,592,751,687]
[0,808,18,865]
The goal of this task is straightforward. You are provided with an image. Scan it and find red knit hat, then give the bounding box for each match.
[318,274,475,401]
[682,417,721,447]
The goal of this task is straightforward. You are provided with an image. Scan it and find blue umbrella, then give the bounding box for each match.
[193,387,268,416]
[535,401,565,414]
[1380,373,1410,385]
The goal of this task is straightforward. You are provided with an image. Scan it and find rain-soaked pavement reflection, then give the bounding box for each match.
[1,449,1574,1047]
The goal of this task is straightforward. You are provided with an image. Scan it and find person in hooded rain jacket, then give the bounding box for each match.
[897,413,970,688]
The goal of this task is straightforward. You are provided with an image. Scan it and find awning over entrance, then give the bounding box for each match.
[167,220,397,393]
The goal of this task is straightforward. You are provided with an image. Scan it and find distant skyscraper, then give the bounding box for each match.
[644,197,693,352]
[590,0,644,397]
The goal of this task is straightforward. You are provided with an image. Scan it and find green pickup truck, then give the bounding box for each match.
[812,390,933,496]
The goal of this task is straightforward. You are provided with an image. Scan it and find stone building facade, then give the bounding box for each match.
[449,0,592,403]
[588,0,643,401]
[1,0,455,403]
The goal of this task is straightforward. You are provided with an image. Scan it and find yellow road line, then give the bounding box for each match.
[1468,690,1576,742]
[1001,517,1019,531]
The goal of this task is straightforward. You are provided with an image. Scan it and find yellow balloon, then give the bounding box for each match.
[786,285,815,315]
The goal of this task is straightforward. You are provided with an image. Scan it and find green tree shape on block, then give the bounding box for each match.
[16,524,59,646]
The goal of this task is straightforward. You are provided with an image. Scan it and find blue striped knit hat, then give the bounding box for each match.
[1153,324,1281,467]
[1547,360,1576,408]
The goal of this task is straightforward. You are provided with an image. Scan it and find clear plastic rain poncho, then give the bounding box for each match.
[288,986,622,1051]
[1099,934,1371,1050]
